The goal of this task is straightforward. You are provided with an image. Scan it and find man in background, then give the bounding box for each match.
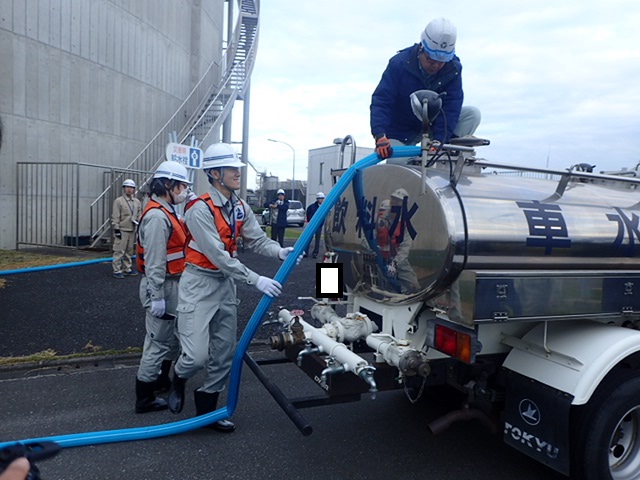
[305,192,325,259]
[267,188,289,247]
[112,178,142,278]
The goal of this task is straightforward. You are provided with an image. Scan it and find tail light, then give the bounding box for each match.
[432,323,478,363]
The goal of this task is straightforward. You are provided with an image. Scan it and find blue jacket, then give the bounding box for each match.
[265,199,289,227]
[370,44,464,144]
[306,201,324,225]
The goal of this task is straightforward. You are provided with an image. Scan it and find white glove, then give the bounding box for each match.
[279,247,303,265]
[386,261,397,278]
[150,298,166,317]
[255,276,282,298]
[187,190,198,202]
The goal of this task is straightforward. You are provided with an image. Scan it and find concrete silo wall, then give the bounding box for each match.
[0,0,225,248]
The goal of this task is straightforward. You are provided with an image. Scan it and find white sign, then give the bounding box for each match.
[165,142,202,169]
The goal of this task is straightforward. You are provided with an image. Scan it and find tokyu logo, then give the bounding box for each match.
[519,399,540,426]
[504,422,559,459]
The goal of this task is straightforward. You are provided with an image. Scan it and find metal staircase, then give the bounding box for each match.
[88,0,259,248]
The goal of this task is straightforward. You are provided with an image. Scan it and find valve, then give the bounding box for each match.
[296,340,320,367]
[269,310,307,350]
[358,366,378,400]
[320,356,346,389]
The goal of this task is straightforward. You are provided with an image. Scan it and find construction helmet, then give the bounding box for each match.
[277,189,285,195]
[391,188,409,200]
[379,199,390,210]
[420,18,457,63]
[316,192,326,199]
[202,143,245,169]
[122,179,136,188]
[154,161,192,184]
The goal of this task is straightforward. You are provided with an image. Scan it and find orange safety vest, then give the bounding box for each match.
[184,193,245,270]
[136,199,188,275]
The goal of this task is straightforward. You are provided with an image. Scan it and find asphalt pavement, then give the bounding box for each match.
[0,237,563,480]
[0,237,316,358]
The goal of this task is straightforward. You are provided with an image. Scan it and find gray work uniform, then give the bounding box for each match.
[112,194,142,274]
[174,187,281,393]
[136,195,182,383]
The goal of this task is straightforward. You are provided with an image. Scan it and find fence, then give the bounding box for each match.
[16,162,149,249]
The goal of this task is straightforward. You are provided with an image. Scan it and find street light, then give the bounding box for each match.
[267,138,295,200]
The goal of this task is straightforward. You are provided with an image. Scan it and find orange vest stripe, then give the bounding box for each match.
[184,193,244,270]
[136,200,188,275]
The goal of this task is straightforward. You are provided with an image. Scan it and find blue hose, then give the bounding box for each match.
[0,257,112,276]
[0,147,420,449]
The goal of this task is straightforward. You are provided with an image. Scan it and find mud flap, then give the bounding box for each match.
[503,370,572,476]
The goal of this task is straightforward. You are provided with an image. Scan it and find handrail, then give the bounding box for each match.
[88,0,259,246]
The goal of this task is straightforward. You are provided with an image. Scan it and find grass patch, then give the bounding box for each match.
[263,227,303,240]
[0,347,142,367]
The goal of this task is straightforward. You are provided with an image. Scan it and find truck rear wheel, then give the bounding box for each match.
[572,370,640,480]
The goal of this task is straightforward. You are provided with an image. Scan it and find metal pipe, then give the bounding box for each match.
[366,334,430,377]
[279,309,373,379]
[309,305,377,342]
[243,352,313,436]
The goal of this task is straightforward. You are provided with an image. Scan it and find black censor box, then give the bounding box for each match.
[315,263,343,298]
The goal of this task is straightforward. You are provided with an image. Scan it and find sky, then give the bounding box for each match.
[235,0,640,189]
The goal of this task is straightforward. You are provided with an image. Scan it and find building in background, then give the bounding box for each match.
[0,0,259,250]
[305,137,373,208]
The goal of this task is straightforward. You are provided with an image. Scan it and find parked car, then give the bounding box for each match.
[262,200,305,227]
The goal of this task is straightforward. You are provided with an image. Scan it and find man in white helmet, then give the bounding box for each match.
[134,160,195,414]
[305,191,326,259]
[370,17,481,159]
[168,142,301,432]
[266,188,289,247]
[111,178,142,278]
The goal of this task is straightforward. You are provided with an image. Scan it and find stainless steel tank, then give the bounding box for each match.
[325,163,640,305]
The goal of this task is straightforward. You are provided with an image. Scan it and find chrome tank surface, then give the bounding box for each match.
[325,164,640,305]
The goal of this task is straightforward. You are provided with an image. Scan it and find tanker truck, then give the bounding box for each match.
[252,95,640,480]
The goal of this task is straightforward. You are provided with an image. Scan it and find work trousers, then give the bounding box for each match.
[174,265,238,393]
[305,228,322,257]
[136,276,180,382]
[271,226,285,247]
[112,230,136,273]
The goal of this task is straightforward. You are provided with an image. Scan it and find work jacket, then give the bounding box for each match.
[185,193,245,270]
[136,198,187,276]
[111,194,142,232]
[370,44,463,144]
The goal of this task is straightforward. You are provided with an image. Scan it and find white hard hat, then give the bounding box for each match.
[122,179,136,188]
[391,188,409,199]
[316,192,326,199]
[202,143,245,169]
[154,161,192,184]
[379,199,390,210]
[420,18,457,63]
[277,189,285,195]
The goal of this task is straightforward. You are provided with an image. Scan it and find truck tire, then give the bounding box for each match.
[571,369,640,480]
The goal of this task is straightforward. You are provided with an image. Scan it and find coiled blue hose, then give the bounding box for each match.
[0,147,420,449]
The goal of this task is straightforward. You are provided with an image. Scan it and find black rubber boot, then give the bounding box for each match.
[168,371,187,413]
[154,360,173,394]
[135,379,168,414]
[193,390,235,433]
